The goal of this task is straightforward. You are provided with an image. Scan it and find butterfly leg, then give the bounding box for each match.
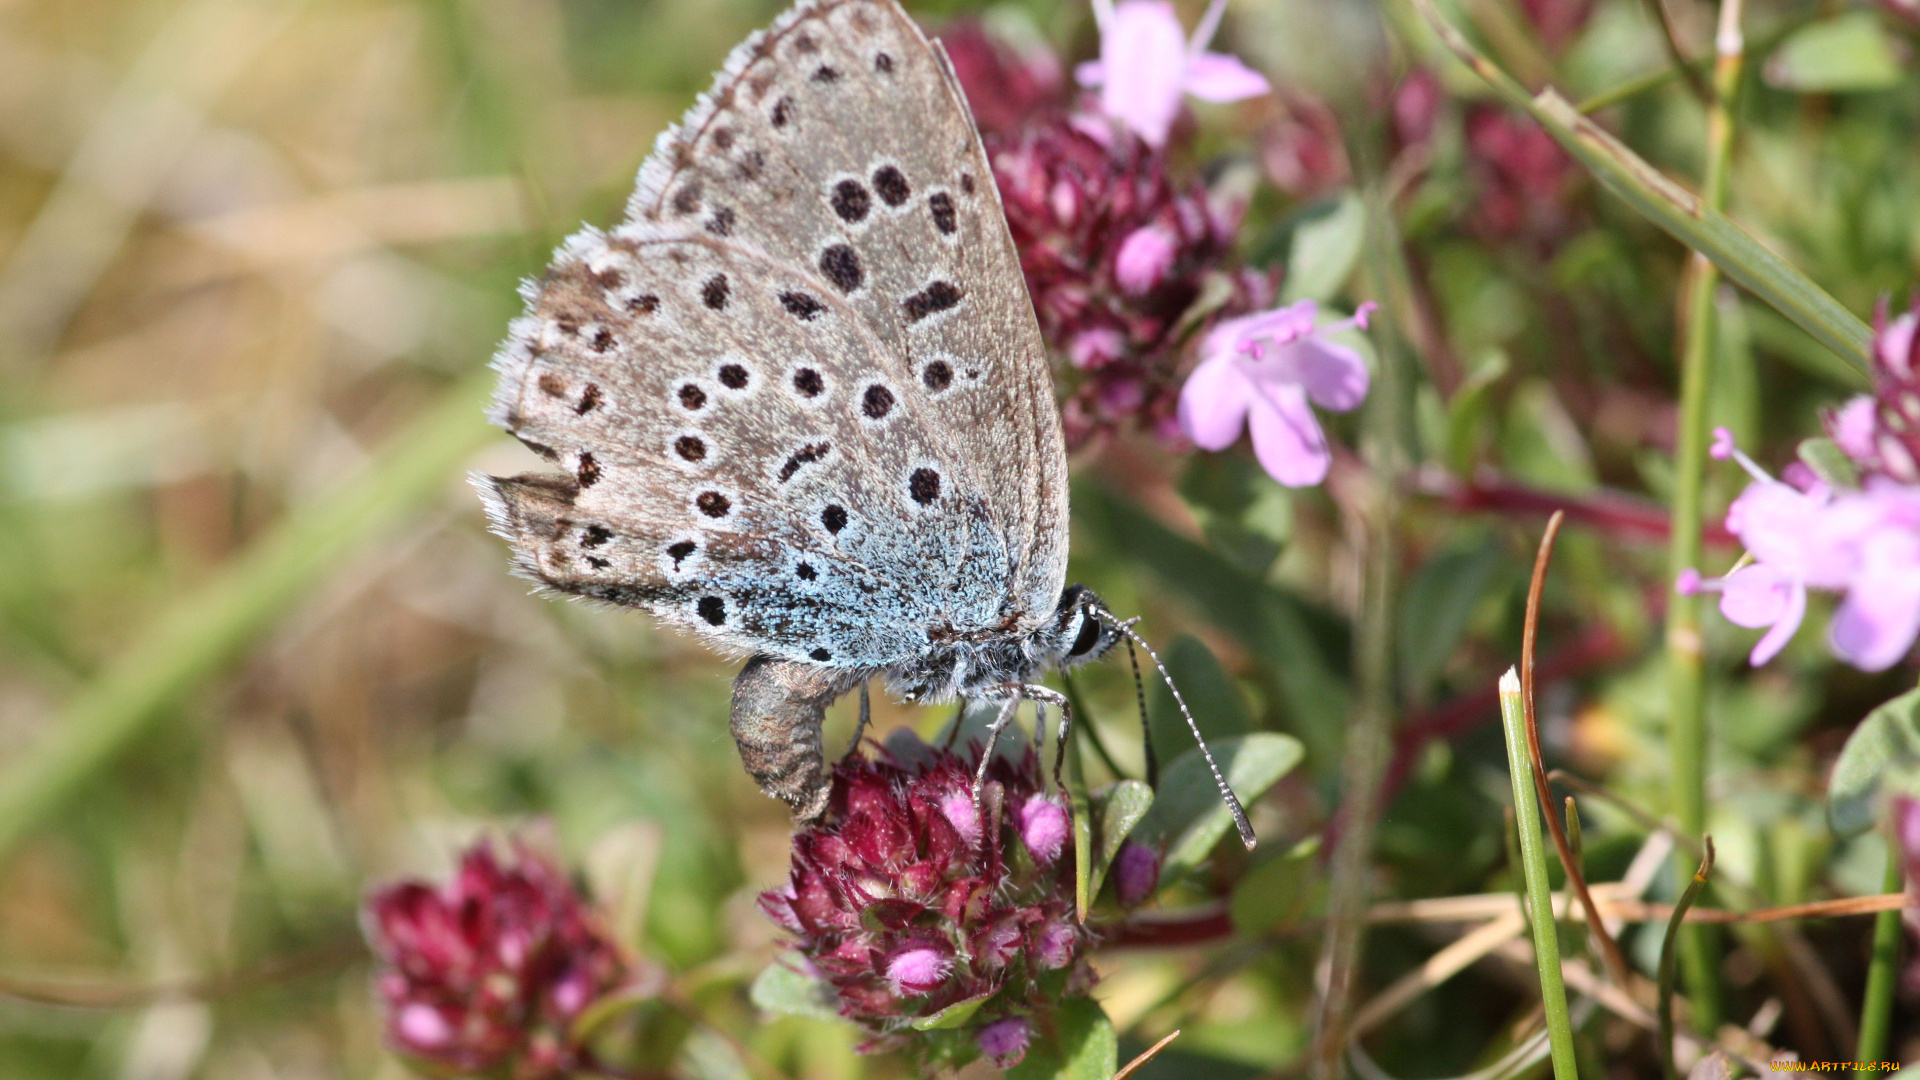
[838,682,871,763]
[970,694,1024,810]
[730,655,865,822]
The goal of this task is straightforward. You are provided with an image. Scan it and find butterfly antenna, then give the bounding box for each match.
[1122,635,1159,788]
[1096,609,1255,849]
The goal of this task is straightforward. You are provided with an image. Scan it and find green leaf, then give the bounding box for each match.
[1397,541,1507,703]
[749,962,840,1022]
[1065,704,1095,922]
[1828,688,1920,836]
[1282,192,1366,303]
[1797,437,1860,491]
[1179,455,1293,578]
[911,993,993,1031]
[1088,780,1155,901]
[1444,349,1510,475]
[1502,379,1597,494]
[1229,835,1323,934]
[1764,13,1903,93]
[1078,483,1350,773]
[1138,733,1304,881]
[1147,635,1252,768]
[1008,998,1118,1080]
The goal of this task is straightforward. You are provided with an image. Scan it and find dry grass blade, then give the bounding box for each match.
[1520,511,1633,988]
[1112,1029,1182,1080]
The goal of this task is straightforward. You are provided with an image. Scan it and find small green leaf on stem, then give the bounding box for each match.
[1008,998,1118,1080]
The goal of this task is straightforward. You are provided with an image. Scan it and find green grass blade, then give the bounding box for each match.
[0,371,497,864]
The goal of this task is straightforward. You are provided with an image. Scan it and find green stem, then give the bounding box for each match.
[1306,180,1407,1079]
[0,371,497,865]
[1658,840,1716,1080]
[1413,0,1871,371]
[1666,0,1744,1032]
[1853,834,1908,1075]
[1498,669,1580,1080]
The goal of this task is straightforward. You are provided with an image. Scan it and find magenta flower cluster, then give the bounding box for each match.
[989,116,1266,446]
[757,732,1091,1068]
[363,841,628,1080]
[1681,301,1920,671]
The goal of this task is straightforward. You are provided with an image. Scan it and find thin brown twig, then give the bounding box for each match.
[1520,511,1634,989]
[1112,1029,1183,1080]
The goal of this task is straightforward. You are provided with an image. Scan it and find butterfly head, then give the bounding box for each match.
[1048,584,1123,668]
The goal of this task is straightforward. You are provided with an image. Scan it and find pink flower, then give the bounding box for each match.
[1177,299,1377,486]
[1075,0,1271,148]
[989,114,1271,446]
[1684,433,1920,670]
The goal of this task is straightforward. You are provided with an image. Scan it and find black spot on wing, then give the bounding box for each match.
[928,192,956,235]
[872,165,909,207]
[820,245,863,293]
[902,281,962,322]
[831,180,870,223]
[780,291,824,320]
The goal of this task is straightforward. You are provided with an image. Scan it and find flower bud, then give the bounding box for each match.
[1019,796,1070,864]
[1113,841,1162,908]
[1114,224,1178,295]
[977,1016,1033,1067]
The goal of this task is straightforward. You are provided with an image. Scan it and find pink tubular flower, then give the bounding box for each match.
[363,840,628,1080]
[1177,299,1377,486]
[1683,428,1920,671]
[1075,0,1270,148]
[758,732,1092,1067]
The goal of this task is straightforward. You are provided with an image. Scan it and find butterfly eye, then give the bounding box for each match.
[1067,610,1103,658]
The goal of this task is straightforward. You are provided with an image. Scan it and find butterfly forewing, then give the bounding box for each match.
[483,0,1068,668]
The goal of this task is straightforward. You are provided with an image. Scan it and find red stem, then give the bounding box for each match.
[1416,469,1737,547]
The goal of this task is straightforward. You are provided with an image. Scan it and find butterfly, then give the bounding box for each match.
[476,0,1248,844]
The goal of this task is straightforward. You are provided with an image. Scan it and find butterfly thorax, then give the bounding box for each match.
[887,584,1118,702]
